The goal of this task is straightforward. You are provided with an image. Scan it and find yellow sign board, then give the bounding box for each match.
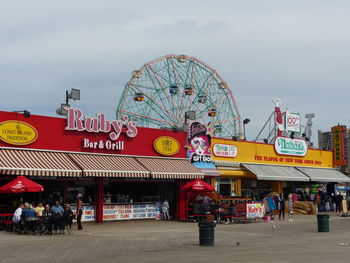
[0,120,38,146]
[332,125,346,166]
[212,138,333,168]
[153,136,180,156]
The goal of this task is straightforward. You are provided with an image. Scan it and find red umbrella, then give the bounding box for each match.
[0,176,44,193]
[182,179,215,192]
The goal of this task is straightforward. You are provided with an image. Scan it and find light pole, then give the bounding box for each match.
[13,110,30,118]
[56,88,80,116]
[243,118,250,140]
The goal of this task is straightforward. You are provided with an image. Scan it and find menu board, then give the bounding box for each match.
[71,203,160,222]
[103,203,160,221]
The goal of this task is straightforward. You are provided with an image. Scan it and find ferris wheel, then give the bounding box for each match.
[116,54,241,138]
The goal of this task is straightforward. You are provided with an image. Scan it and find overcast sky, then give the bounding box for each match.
[1,0,350,145]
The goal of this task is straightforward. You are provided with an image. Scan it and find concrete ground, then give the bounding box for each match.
[1,214,350,263]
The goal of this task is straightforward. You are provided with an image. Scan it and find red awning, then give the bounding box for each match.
[0,175,44,193]
[68,153,150,178]
[182,179,215,191]
[0,148,82,177]
[136,157,204,179]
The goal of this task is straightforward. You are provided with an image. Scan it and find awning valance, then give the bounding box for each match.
[0,148,81,177]
[68,153,150,178]
[200,168,220,177]
[242,163,309,182]
[136,157,204,179]
[296,167,350,183]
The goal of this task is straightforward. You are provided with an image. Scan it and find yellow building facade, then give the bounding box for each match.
[210,138,343,198]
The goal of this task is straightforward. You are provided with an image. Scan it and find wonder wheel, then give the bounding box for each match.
[116,54,241,138]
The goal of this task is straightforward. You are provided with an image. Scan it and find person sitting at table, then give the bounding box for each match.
[22,202,36,221]
[13,203,24,223]
[42,204,53,234]
[62,204,74,233]
[35,202,45,217]
[22,202,37,234]
[51,200,64,232]
[51,200,64,215]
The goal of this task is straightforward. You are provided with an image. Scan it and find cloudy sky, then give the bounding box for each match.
[1,0,350,144]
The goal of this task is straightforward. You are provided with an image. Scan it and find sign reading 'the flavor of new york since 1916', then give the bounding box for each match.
[65,108,138,151]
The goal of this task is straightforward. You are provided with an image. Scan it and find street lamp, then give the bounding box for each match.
[56,88,80,116]
[243,118,250,140]
[13,110,30,118]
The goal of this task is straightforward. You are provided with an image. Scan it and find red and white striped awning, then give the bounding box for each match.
[0,148,82,177]
[136,157,204,179]
[68,153,150,178]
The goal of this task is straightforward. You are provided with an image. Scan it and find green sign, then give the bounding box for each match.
[274,137,307,156]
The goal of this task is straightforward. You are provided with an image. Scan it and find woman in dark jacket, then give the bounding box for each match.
[42,204,53,234]
[62,204,74,233]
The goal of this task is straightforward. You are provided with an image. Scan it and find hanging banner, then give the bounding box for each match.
[332,125,346,166]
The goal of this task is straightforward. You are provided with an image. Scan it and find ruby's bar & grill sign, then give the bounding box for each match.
[332,125,346,166]
[65,108,138,151]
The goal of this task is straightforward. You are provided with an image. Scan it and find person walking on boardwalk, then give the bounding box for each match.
[278,194,285,220]
[335,192,343,213]
[287,193,294,221]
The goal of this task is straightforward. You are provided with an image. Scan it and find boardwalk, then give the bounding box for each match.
[1,215,350,263]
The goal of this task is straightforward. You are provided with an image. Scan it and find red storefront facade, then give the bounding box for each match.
[0,110,203,222]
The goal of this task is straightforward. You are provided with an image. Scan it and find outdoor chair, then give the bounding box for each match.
[23,219,38,235]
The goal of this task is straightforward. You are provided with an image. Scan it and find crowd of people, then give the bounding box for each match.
[292,190,345,213]
[12,195,84,235]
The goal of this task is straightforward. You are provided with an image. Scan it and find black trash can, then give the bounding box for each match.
[198,222,216,246]
[317,214,329,232]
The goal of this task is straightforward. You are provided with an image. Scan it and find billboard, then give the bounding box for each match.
[332,125,347,166]
[284,111,301,133]
[187,121,216,169]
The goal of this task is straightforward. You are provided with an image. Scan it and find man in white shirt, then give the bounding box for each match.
[13,203,24,223]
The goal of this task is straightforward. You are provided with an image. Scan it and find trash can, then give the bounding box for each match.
[317,214,329,232]
[198,222,216,246]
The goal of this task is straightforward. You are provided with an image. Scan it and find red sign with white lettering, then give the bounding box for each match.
[0,111,186,158]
